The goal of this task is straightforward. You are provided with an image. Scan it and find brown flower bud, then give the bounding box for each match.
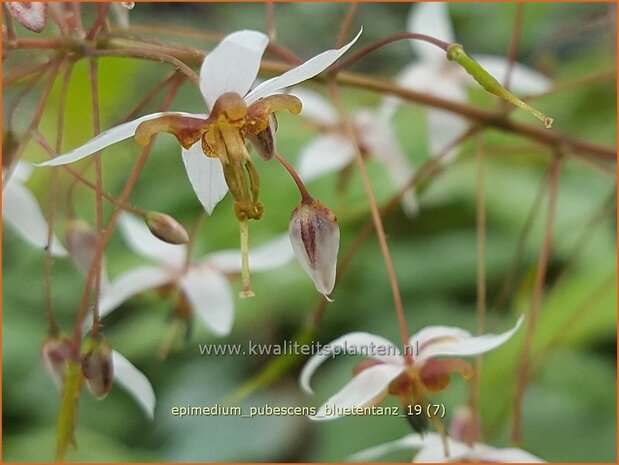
[5,2,48,32]
[289,199,340,299]
[41,334,72,390]
[145,212,189,245]
[247,115,277,161]
[81,337,114,399]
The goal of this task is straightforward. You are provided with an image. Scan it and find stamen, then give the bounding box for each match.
[239,219,254,298]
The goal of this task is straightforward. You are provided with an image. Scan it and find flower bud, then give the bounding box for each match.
[145,212,189,245]
[289,199,339,299]
[5,2,48,33]
[81,337,114,399]
[41,334,72,390]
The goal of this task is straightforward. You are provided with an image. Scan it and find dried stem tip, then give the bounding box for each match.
[289,199,340,299]
[447,43,554,128]
[145,211,190,244]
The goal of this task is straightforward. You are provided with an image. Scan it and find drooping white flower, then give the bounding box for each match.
[292,87,419,217]
[97,213,294,336]
[349,432,545,463]
[299,316,523,421]
[2,162,67,256]
[37,29,362,216]
[387,2,552,163]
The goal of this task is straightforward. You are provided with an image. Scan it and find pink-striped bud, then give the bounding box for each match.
[81,337,114,399]
[41,334,72,390]
[289,199,340,299]
[145,211,189,245]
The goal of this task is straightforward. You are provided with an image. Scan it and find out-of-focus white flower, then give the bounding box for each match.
[2,162,67,256]
[292,87,419,217]
[97,213,294,336]
[386,2,552,163]
[299,317,523,421]
[37,29,362,216]
[349,432,545,463]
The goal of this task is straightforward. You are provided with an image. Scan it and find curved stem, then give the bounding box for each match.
[274,152,313,203]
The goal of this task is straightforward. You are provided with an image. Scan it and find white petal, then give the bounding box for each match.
[289,87,339,125]
[199,30,269,108]
[349,434,424,462]
[299,332,403,394]
[415,316,524,361]
[472,55,552,95]
[98,266,172,319]
[2,180,67,256]
[36,112,205,167]
[112,351,156,419]
[181,142,229,215]
[297,134,356,182]
[478,445,546,463]
[413,434,471,463]
[206,233,294,274]
[13,161,33,182]
[119,213,186,268]
[407,2,455,63]
[244,28,363,104]
[309,364,404,421]
[180,266,234,336]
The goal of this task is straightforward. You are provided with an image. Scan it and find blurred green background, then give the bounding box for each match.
[3,2,616,462]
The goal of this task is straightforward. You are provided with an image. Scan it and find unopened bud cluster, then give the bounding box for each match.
[41,334,115,400]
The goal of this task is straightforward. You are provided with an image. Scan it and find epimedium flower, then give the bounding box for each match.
[349,432,545,463]
[5,2,48,33]
[3,162,67,256]
[291,87,419,217]
[37,28,362,297]
[96,213,294,336]
[299,316,523,421]
[384,2,553,163]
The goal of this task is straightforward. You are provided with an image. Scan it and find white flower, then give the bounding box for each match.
[386,2,552,163]
[97,213,294,336]
[299,316,523,420]
[37,29,362,216]
[111,350,156,419]
[349,432,545,463]
[2,162,67,256]
[292,87,419,217]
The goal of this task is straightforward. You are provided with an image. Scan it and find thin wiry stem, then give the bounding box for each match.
[503,3,525,92]
[88,58,104,338]
[274,152,313,203]
[511,155,562,445]
[336,3,359,48]
[265,2,276,42]
[328,80,412,362]
[468,134,487,443]
[491,170,549,315]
